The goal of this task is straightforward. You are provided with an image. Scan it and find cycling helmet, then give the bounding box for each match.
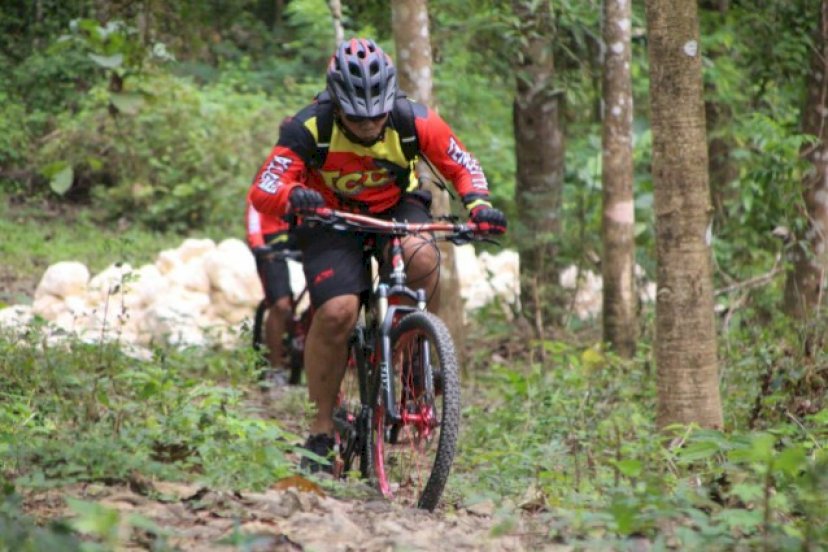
[326,38,397,118]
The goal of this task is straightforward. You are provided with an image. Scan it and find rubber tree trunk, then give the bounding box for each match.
[645,0,723,429]
[601,0,637,357]
[392,0,467,358]
[783,0,828,318]
[328,0,344,46]
[511,0,565,332]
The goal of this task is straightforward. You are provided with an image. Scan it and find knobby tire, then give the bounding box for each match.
[376,311,460,511]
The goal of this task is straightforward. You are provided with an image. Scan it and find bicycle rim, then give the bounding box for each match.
[373,311,460,510]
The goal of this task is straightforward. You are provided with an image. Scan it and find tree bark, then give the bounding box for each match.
[512,0,565,328]
[645,0,723,429]
[783,0,828,318]
[601,0,637,357]
[328,0,345,46]
[392,0,466,357]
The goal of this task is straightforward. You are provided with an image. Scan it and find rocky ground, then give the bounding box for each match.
[20,381,558,551]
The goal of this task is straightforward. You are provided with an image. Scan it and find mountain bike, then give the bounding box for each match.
[251,248,311,385]
[301,207,495,511]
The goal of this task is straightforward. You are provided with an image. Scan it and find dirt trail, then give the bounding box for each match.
[25,477,539,551]
[21,381,555,551]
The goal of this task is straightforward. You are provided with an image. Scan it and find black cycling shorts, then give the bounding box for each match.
[297,191,434,309]
[256,232,297,306]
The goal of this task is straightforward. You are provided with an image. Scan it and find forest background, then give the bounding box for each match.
[0,0,826,549]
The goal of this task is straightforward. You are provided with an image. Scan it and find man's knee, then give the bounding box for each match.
[405,239,439,279]
[313,295,359,337]
[271,296,293,318]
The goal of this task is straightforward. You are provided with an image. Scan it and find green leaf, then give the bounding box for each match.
[610,499,638,535]
[88,53,123,69]
[774,445,807,477]
[677,440,720,463]
[66,497,120,539]
[110,93,144,115]
[615,459,643,478]
[50,166,74,196]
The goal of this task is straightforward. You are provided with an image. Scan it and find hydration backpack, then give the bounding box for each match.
[309,90,420,171]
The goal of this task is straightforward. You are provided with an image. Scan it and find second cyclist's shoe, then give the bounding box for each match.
[299,433,335,474]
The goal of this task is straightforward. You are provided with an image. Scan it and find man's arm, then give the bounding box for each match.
[248,116,317,218]
[414,108,493,212]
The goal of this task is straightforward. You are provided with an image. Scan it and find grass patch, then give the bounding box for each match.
[452,314,828,549]
[0,326,300,493]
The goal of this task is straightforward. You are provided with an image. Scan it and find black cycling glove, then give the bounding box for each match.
[289,187,326,213]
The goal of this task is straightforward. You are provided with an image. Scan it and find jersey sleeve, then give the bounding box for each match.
[245,201,266,249]
[414,108,492,210]
[247,115,316,218]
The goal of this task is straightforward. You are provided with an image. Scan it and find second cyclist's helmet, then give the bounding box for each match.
[326,38,397,118]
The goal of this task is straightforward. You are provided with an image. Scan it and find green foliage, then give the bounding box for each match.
[0,199,183,306]
[0,486,84,552]
[455,309,828,548]
[0,328,298,492]
[34,71,293,230]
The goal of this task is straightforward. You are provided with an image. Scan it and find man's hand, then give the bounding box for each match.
[470,205,507,235]
[289,187,325,213]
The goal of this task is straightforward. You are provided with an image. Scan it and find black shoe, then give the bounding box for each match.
[299,433,335,474]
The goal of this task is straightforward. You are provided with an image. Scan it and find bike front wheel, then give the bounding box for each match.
[373,311,460,511]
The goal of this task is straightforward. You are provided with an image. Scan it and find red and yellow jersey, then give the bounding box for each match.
[247,98,491,218]
[245,198,289,249]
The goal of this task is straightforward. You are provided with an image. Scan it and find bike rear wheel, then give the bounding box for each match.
[373,311,460,511]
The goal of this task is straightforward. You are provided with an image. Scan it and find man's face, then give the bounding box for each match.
[339,112,389,143]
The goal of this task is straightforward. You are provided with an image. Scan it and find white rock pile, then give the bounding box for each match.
[0,238,522,355]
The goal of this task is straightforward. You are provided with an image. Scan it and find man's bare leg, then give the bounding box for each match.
[304,294,360,436]
[265,296,293,369]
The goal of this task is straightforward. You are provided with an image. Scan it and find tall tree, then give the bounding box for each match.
[328,0,345,45]
[601,0,637,357]
[783,0,828,318]
[645,0,723,429]
[512,0,565,333]
[391,0,467,354]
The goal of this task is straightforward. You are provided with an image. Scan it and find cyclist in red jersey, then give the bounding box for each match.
[248,38,506,471]
[246,199,296,379]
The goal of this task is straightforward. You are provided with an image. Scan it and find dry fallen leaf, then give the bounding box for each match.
[272,475,326,497]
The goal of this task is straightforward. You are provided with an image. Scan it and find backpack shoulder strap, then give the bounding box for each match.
[311,90,334,169]
[391,92,419,162]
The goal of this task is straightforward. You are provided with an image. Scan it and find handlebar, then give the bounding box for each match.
[299,207,498,245]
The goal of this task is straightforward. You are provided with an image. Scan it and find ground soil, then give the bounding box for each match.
[19,378,561,551]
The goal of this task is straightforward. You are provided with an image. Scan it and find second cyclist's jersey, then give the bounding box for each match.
[248,96,491,218]
[245,199,288,249]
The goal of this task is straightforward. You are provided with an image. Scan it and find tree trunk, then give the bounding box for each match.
[512,0,565,330]
[391,0,433,105]
[783,0,828,318]
[328,0,344,46]
[645,0,723,429]
[601,0,637,357]
[391,0,466,357]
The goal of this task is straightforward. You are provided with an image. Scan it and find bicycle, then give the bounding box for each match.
[251,247,312,385]
[300,207,495,511]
